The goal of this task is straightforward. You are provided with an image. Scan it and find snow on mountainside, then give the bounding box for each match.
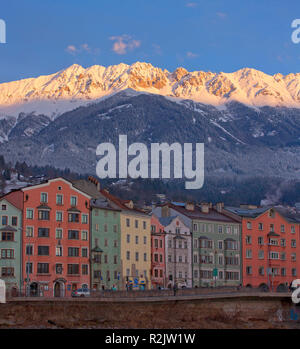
[1,62,300,119]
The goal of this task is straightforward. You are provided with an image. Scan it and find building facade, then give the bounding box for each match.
[150,214,166,289]
[225,205,300,291]
[90,198,122,290]
[0,191,23,293]
[159,216,192,289]
[22,178,92,297]
[153,202,242,287]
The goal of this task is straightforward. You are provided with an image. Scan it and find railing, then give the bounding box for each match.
[5,285,291,300]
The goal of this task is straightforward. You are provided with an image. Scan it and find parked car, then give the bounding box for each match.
[71,288,90,297]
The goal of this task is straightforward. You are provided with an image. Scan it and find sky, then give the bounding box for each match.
[0,0,300,83]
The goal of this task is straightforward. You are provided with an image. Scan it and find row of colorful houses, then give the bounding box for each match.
[1,176,300,296]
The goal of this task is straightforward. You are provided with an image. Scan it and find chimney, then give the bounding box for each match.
[88,176,100,191]
[215,202,224,213]
[200,202,210,213]
[185,202,195,211]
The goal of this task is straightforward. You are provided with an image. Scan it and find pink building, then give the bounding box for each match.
[150,214,166,289]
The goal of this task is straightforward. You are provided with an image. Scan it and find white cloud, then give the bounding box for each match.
[186,51,198,58]
[109,35,141,55]
[65,43,99,56]
[216,12,227,19]
[65,45,77,55]
[186,2,197,7]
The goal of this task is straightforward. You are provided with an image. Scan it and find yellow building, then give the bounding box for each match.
[86,179,151,290]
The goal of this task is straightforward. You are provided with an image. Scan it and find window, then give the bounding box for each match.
[56,246,63,257]
[1,204,6,210]
[104,239,108,247]
[246,249,252,258]
[114,240,117,247]
[246,236,252,244]
[56,194,63,205]
[68,247,79,257]
[258,267,264,276]
[224,240,238,250]
[246,222,252,229]
[104,255,108,264]
[56,211,63,222]
[269,251,279,260]
[82,265,88,275]
[144,253,147,262]
[270,224,274,232]
[81,231,88,241]
[40,192,48,203]
[218,255,223,265]
[126,218,130,227]
[246,266,252,275]
[225,272,239,280]
[38,228,49,238]
[193,223,198,231]
[26,245,33,256]
[2,232,14,241]
[56,229,63,239]
[70,196,77,207]
[38,246,49,256]
[127,234,130,243]
[280,238,286,247]
[280,225,285,233]
[258,237,263,245]
[218,240,223,249]
[126,251,130,260]
[26,227,33,237]
[143,236,147,245]
[1,249,14,259]
[269,238,278,246]
[258,223,263,230]
[135,220,138,228]
[258,250,264,259]
[67,264,79,275]
[2,216,8,225]
[292,253,296,261]
[135,236,139,244]
[135,252,139,261]
[143,221,147,229]
[1,267,14,277]
[68,230,79,240]
[68,213,79,222]
[113,255,117,264]
[113,225,118,233]
[26,209,33,219]
[82,214,88,224]
[291,226,296,234]
[281,252,286,260]
[104,224,108,232]
[11,216,17,226]
[26,263,32,274]
[292,240,297,248]
[38,210,50,220]
[37,263,49,274]
[218,225,223,234]
[292,268,297,277]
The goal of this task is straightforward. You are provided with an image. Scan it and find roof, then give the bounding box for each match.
[158,216,178,227]
[0,190,23,211]
[224,206,270,218]
[164,202,240,223]
[90,198,121,212]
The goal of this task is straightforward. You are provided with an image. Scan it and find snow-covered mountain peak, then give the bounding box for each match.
[1,62,300,119]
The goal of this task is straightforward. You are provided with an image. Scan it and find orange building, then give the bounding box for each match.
[21,178,92,297]
[225,205,300,292]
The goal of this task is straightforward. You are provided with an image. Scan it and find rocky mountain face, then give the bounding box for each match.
[1,89,300,179]
[1,62,300,180]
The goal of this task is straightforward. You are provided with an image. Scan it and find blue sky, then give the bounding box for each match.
[0,0,300,83]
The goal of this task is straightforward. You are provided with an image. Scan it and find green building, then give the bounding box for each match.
[90,198,122,290]
[71,179,122,291]
[153,202,242,287]
[0,191,23,293]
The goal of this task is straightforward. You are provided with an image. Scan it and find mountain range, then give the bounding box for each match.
[1,62,300,182]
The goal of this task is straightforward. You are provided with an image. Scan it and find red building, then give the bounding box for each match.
[225,205,300,292]
[21,178,92,297]
[150,214,166,288]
